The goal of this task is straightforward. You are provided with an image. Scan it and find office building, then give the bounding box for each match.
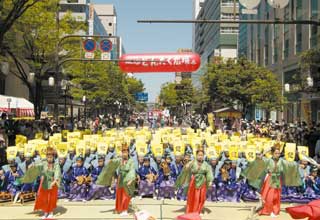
[93,4,117,36]
[192,0,239,86]
[59,0,107,35]
[192,0,205,51]
[175,48,193,84]
[238,0,320,123]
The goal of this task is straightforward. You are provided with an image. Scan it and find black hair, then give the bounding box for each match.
[196,149,205,155]
[271,146,280,154]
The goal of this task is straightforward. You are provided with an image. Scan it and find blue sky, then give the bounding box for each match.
[93,0,193,102]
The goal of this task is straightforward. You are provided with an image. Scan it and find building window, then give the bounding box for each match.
[283,5,290,60]
[264,26,269,66]
[296,0,303,19]
[109,22,112,26]
[284,39,289,59]
[109,33,112,36]
[0,76,5,95]
[296,24,302,53]
[311,0,318,18]
[220,27,238,34]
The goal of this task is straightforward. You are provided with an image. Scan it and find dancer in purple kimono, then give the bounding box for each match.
[87,156,114,200]
[281,160,309,203]
[206,157,218,202]
[58,157,72,199]
[156,155,177,200]
[4,162,23,202]
[303,167,320,201]
[137,156,157,199]
[68,157,89,201]
[176,154,191,201]
[20,157,35,194]
[0,168,5,192]
[216,159,241,202]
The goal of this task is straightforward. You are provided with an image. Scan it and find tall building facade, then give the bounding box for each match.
[59,0,107,35]
[192,0,205,51]
[238,0,320,123]
[93,4,117,36]
[192,0,240,86]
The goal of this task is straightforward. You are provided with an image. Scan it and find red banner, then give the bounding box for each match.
[119,53,201,73]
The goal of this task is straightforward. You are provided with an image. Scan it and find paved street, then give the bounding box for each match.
[0,199,302,220]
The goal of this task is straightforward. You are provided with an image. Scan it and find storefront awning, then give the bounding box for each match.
[0,95,34,117]
[213,107,242,118]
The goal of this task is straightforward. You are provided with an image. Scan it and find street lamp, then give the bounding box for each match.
[307,76,314,87]
[82,95,87,124]
[28,72,35,83]
[6,98,12,113]
[48,77,55,87]
[284,83,290,92]
[61,80,69,118]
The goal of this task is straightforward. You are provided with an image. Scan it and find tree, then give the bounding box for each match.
[3,0,85,119]
[68,62,145,115]
[159,79,195,116]
[0,0,41,52]
[300,49,320,91]
[201,58,283,118]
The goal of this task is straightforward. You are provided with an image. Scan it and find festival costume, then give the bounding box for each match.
[286,200,320,220]
[176,160,213,214]
[216,168,242,202]
[96,157,136,213]
[4,169,23,196]
[156,162,177,199]
[22,160,61,214]
[87,165,114,200]
[137,165,157,197]
[242,157,301,216]
[68,166,89,201]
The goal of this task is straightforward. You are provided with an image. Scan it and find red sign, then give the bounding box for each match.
[119,53,201,73]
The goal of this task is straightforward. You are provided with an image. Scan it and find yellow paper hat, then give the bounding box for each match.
[181,135,189,145]
[7,146,18,160]
[298,146,309,160]
[16,143,24,153]
[206,146,218,159]
[229,145,239,161]
[115,141,122,154]
[136,141,147,156]
[76,142,85,157]
[36,142,48,159]
[35,132,43,140]
[57,143,68,158]
[285,143,296,162]
[174,140,185,156]
[15,135,27,145]
[24,143,35,157]
[245,145,256,162]
[152,142,163,157]
[97,142,108,155]
[62,130,68,141]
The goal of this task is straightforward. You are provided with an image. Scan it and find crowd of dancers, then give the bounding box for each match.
[1,127,320,219]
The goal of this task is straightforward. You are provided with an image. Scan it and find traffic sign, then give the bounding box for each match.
[83,39,96,52]
[101,52,111,60]
[135,92,148,102]
[85,52,95,59]
[100,39,113,52]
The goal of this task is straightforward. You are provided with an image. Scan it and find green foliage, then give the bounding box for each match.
[159,82,178,107]
[159,79,195,115]
[68,62,144,110]
[201,58,283,116]
[300,48,320,91]
[0,0,41,51]
[3,0,85,118]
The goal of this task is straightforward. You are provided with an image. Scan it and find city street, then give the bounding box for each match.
[0,199,298,220]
